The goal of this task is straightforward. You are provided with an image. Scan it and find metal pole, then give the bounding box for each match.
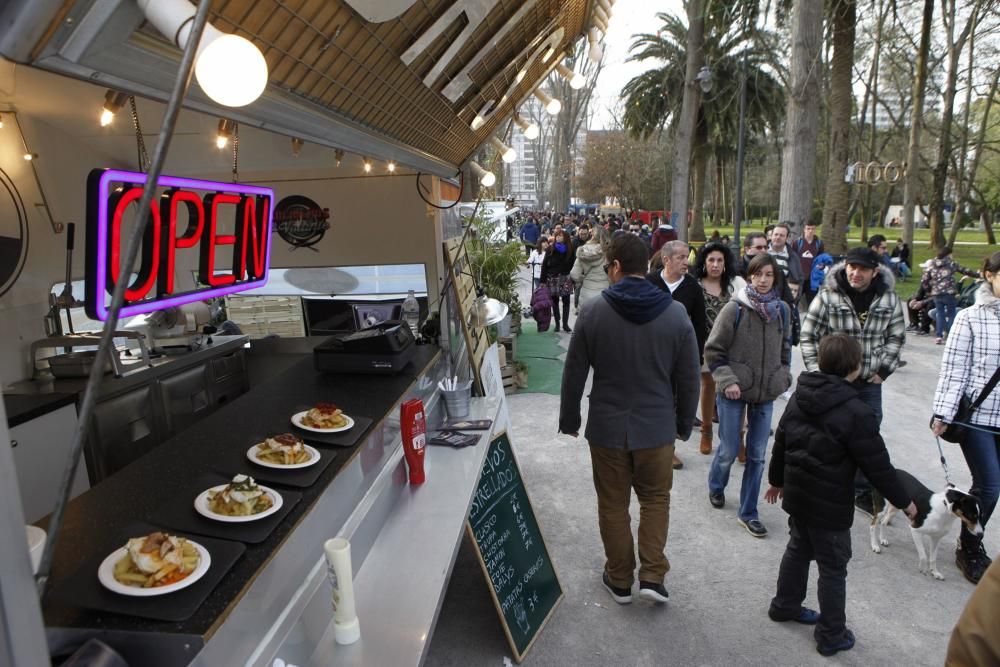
[733,49,749,250]
[34,0,214,596]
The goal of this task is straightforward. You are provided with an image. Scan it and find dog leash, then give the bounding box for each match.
[933,436,953,486]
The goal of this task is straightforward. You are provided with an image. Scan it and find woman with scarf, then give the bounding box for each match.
[695,241,746,456]
[704,253,793,538]
[540,229,576,332]
[931,251,1000,584]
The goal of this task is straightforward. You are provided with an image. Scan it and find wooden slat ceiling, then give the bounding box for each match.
[141,0,589,168]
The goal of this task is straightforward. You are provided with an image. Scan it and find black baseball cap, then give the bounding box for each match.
[844,246,880,269]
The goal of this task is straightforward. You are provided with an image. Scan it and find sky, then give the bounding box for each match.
[590,0,684,129]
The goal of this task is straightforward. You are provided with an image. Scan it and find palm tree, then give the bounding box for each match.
[622,11,784,240]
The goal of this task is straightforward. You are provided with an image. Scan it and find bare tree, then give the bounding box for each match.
[901,0,935,246]
[778,0,824,235]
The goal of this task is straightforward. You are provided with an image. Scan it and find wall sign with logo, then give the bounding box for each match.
[85,168,274,321]
[273,195,330,250]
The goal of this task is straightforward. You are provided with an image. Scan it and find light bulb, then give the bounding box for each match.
[546,99,562,114]
[195,34,268,107]
[291,137,303,157]
[524,123,540,140]
[363,159,372,173]
[469,161,496,187]
[489,136,516,163]
[23,153,36,161]
[100,109,115,127]
[216,134,228,149]
[470,114,485,131]
[570,73,586,89]
[388,161,396,173]
[216,118,234,150]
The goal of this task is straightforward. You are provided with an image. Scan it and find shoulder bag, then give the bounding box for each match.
[938,365,1000,443]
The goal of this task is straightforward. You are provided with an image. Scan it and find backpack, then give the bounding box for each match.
[531,284,553,332]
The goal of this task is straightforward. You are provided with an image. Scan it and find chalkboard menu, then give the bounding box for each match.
[468,431,563,662]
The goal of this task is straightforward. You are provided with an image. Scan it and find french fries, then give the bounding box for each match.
[112,539,199,588]
[302,404,348,429]
[255,444,311,465]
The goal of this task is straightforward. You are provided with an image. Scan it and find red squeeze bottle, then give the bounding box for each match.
[400,398,426,484]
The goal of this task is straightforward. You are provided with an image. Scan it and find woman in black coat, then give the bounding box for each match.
[540,229,576,332]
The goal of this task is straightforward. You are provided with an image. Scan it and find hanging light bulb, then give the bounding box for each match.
[387,160,397,173]
[469,161,496,188]
[291,137,304,157]
[534,89,562,115]
[134,0,268,108]
[23,152,37,161]
[514,113,540,140]
[363,158,372,173]
[555,63,586,90]
[489,136,517,163]
[470,114,486,131]
[100,90,129,127]
[334,148,344,167]
[215,118,234,149]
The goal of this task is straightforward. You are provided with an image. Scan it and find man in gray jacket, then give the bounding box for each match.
[559,234,700,606]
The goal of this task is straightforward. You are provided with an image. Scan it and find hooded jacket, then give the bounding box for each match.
[704,287,792,404]
[801,262,905,381]
[933,281,1000,430]
[559,276,700,449]
[769,372,910,530]
[570,242,609,308]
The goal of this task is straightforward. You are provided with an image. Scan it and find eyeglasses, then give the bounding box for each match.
[751,244,767,250]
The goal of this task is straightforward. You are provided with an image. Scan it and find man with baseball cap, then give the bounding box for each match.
[800,246,906,516]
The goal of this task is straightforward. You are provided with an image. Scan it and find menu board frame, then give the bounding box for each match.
[466,430,563,663]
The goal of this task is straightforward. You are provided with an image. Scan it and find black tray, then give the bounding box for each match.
[45,522,245,623]
[294,415,374,447]
[148,474,302,544]
[221,440,339,488]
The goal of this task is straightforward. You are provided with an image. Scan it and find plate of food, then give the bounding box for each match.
[97,531,210,596]
[292,403,355,433]
[247,433,320,469]
[194,475,283,522]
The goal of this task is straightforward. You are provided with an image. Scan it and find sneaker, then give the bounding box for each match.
[854,493,875,518]
[769,606,820,625]
[935,337,944,345]
[638,581,669,603]
[817,629,856,657]
[738,518,768,537]
[956,541,991,584]
[897,360,908,368]
[709,492,725,508]
[602,571,632,605]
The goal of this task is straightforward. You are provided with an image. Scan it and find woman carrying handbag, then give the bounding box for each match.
[931,251,1000,584]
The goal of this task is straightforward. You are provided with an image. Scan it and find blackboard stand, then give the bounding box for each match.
[467,431,563,663]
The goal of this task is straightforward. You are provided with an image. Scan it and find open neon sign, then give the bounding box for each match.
[85,169,274,321]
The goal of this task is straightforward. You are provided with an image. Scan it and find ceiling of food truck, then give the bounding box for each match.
[0,0,592,177]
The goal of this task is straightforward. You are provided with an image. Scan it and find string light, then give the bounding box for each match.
[363,157,372,173]
[100,90,129,127]
[534,89,562,115]
[388,160,397,173]
[469,161,496,187]
[555,63,586,90]
[216,118,234,149]
[514,113,540,140]
[489,136,517,163]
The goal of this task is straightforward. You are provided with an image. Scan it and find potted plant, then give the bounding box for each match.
[465,213,524,337]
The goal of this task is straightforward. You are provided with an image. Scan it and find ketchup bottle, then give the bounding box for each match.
[400,398,426,484]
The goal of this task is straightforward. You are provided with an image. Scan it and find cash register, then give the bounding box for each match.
[313,320,416,374]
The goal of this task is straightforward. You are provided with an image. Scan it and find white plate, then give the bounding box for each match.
[246,443,321,469]
[194,484,283,523]
[97,540,211,597]
[291,410,355,433]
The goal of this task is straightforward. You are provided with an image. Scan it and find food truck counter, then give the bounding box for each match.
[41,343,447,666]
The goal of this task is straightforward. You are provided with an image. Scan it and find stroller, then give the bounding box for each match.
[530,284,553,332]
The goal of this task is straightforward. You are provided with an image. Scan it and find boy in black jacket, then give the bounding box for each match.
[764,333,916,657]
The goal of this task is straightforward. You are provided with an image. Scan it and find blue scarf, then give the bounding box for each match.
[745,284,783,322]
[554,242,567,253]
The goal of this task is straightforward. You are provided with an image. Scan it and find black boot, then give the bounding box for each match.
[956,538,991,584]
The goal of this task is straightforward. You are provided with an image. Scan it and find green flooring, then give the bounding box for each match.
[514,323,566,395]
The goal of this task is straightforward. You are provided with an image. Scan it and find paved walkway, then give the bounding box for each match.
[426,270,992,666]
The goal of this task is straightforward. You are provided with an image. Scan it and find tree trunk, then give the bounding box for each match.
[713,153,723,225]
[668,0,705,242]
[690,129,709,241]
[929,0,975,250]
[951,67,1000,247]
[778,0,823,236]
[983,211,996,245]
[820,0,855,256]
[901,0,934,247]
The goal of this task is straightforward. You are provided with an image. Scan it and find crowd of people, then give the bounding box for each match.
[539,213,1000,660]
